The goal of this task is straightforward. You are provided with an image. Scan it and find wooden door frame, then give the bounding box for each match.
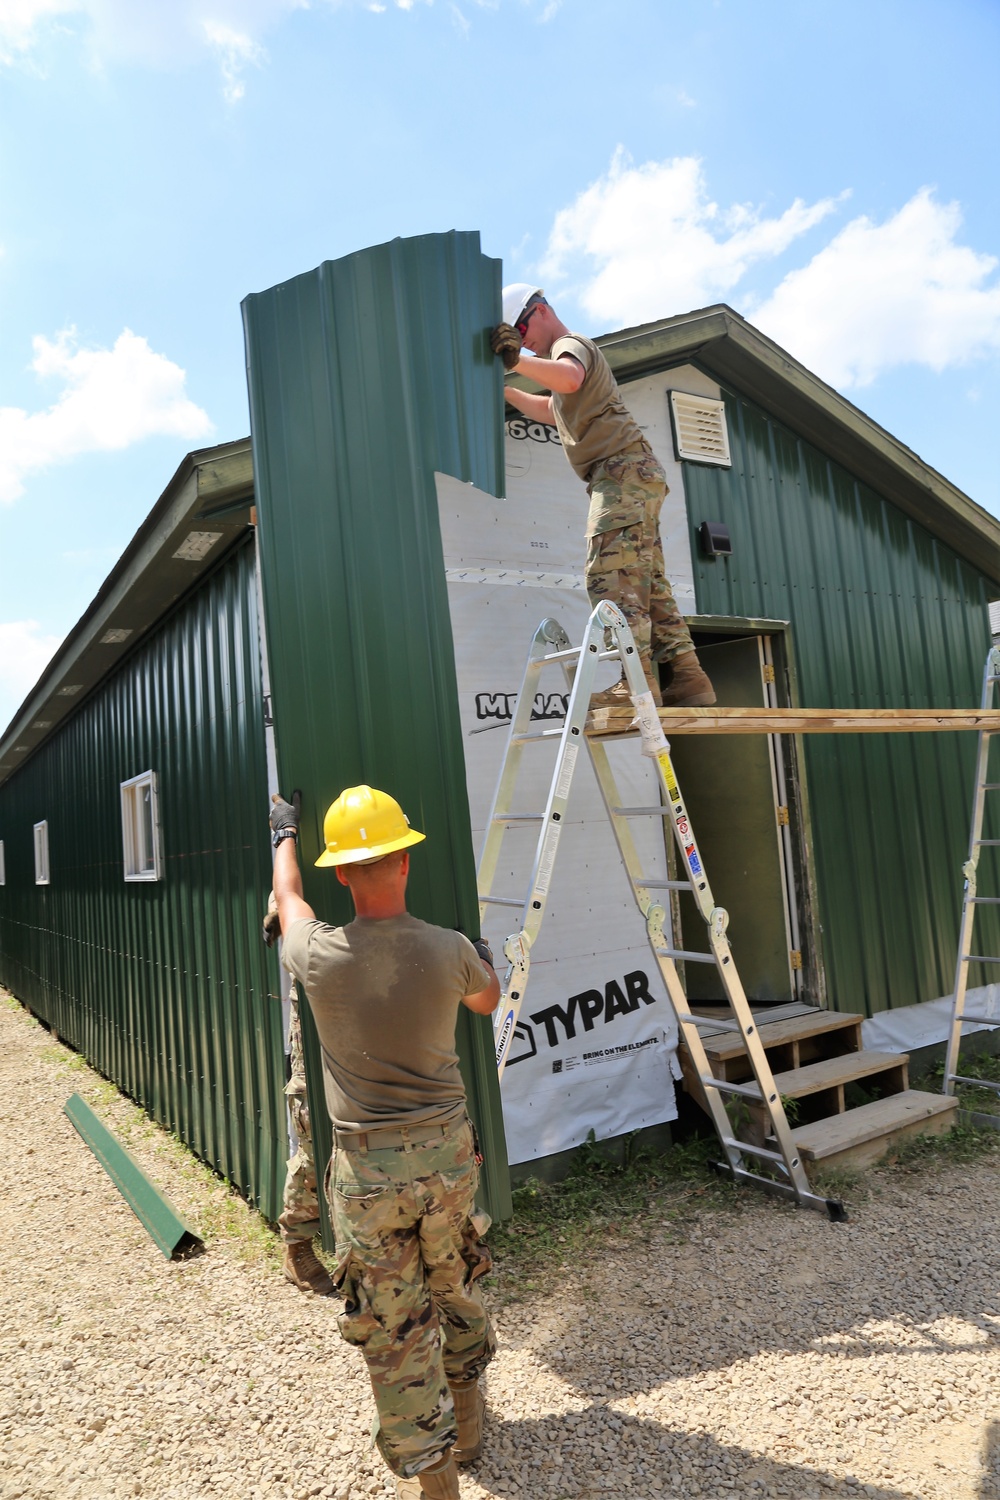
[684,614,828,1011]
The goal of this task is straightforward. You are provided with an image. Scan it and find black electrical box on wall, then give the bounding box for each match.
[698,521,732,558]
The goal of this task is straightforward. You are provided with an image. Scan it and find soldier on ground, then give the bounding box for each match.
[491,284,716,711]
[268,784,500,1500]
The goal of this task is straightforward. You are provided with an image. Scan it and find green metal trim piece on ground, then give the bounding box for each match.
[64,1094,202,1260]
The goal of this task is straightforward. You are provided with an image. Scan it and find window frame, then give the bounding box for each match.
[120,771,162,883]
[33,821,50,886]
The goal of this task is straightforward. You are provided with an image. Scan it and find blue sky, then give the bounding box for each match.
[1,0,999,729]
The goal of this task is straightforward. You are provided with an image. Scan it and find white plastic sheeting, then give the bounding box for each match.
[435,385,700,1163]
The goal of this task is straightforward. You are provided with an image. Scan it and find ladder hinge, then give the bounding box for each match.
[762,664,775,684]
[776,805,789,826]
[790,950,803,970]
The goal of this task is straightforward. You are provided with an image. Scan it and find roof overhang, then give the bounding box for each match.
[514,304,1000,585]
[0,439,255,788]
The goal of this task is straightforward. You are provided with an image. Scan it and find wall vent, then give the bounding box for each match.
[669,391,732,467]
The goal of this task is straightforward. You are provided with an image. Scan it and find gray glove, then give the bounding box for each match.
[269,791,300,846]
[490,322,522,372]
[473,937,495,969]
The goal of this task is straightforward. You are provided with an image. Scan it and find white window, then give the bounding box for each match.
[33,821,50,885]
[0,839,5,885]
[121,772,162,882]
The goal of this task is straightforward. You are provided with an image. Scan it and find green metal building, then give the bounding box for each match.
[1,241,998,1210]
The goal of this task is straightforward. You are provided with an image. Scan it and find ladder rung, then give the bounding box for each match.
[479,896,522,908]
[962,955,1000,964]
[720,1137,792,1169]
[612,805,669,817]
[683,1015,741,1032]
[970,897,1000,905]
[983,783,1000,791]
[511,729,564,742]
[491,813,544,823]
[642,879,694,892]
[656,947,717,965]
[973,840,1000,846]
[954,1014,1000,1027]
[702,1077,763,1100]
[950,1074,1000,1092]
[540,647,581,663]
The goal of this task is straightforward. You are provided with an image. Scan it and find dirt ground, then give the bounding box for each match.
[1,988,999,1500]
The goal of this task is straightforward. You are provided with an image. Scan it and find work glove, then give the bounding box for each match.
[490,322,522,372]
[473,937,495,969]
[262,890,280,949]
[269,791,300,838]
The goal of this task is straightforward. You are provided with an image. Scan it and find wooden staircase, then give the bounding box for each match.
[679,1004,958,1174]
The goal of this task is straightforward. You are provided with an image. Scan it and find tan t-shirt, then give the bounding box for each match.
[281,913,491,1133]
[549,334,644,482]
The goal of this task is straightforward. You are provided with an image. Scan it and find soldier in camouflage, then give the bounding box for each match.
[263,894,334,1295]
[268,785,500,1500]
[492,284,716,711]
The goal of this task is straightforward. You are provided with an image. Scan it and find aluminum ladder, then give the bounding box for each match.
[943,604,1000,1097]
[478,601,844,1219]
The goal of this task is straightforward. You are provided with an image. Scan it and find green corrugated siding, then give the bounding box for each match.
[242,231,511,1219]
[0,538,287,1216]
[684,389,999,1017]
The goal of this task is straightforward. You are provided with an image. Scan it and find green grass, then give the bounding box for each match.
[926,1049,1000,1116]
[487,1131,746,1289]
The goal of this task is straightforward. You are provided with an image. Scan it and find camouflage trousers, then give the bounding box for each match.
[585,440,694,664]
[278,984,322,1245]
[328,1116,496,1478]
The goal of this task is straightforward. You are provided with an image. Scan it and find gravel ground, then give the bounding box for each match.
[2,988,999,1500]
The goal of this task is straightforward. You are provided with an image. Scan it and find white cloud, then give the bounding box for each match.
[540,150,840,327]
[751,189,1000,388]
[202,20,266,104]
[0,0,302,98]
[0,0,80,65]
[0,619,63,710]
[0,327,214,504]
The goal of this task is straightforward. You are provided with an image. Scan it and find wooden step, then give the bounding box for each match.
[768,1049,908,1102]
[792,1091,959,1171]
[700,1007,861,1064]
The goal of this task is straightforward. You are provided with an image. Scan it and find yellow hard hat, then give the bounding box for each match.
[315,784,426,867]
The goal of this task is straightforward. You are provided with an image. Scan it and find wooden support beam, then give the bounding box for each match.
[586,706,1000,736]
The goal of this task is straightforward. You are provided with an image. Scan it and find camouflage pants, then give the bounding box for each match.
[278,984,322,1245]
[328,1117,496,1478]
[585,441,694,664]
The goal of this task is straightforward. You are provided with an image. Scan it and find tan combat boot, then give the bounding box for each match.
[590,653,662,711]
[448,1378,485,1463]
[395,1451,460,1499]
[661,650,716,708]
[282,1239,333,1295]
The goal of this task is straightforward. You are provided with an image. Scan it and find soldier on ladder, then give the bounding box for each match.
[491,284,716,711]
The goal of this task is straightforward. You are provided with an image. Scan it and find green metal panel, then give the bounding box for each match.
[65,1093,202,1258]
[242,232,511,1220]
[0,539,287,1218]
[683,388,1000,1018]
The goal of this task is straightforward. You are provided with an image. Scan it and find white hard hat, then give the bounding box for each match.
[502,283,544,328]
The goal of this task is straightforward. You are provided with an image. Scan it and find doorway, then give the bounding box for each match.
[668,630,803,1005]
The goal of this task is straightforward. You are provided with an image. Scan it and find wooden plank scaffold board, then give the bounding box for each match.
[587,706,1000,736]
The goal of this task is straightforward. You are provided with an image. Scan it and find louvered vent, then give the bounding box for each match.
[669,391,732,466]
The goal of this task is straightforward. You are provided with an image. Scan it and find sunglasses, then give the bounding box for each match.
[515,299,545,339]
